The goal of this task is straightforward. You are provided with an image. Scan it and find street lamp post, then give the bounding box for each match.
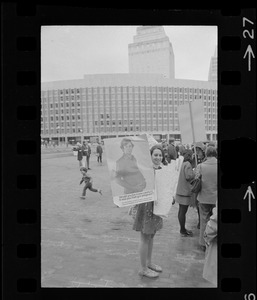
[56,126,60,146]
[79,128,83,143]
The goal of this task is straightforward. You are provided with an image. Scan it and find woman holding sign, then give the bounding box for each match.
[133,145,166,278]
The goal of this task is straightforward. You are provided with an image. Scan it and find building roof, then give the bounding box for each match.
[41,73,217,90]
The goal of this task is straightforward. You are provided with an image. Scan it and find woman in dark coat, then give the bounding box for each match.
[175,149,195,236]
[77,143,83,168]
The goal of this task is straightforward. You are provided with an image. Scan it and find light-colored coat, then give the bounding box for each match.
[203,206,217,286]
[196,157,217,205]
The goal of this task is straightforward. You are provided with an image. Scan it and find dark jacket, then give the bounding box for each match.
[176,161,195,196]
[82,144,91,156]
[96,144,103,154]
[167,143,178,163]
[77,147,83,161]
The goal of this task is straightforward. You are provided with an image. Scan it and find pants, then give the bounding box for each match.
[82,182,98,196]
[97,154,102,163]
[83,155,90,168]
[199,203,215,246]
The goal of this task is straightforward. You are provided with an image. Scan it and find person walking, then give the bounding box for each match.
[82,140,92,170]
[96,141,103,164]
[196,146,217,251]
[175,149,195,237]
[167,138,178,163]
[132,145,167,278]
[79,167,102,199]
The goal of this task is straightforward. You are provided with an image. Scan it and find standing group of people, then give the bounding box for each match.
[77,140,104,169]
[76,136,217,285]
[125,137,217,285]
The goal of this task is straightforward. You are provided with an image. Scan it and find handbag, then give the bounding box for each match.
[191,165,202,194]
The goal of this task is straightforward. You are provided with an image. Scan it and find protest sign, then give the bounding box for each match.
[153,156,184,218]
[178,100,206,144]
[104,136,155,207]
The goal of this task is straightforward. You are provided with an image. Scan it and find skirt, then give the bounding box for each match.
[175,194,192,206]
[132,201,163,235]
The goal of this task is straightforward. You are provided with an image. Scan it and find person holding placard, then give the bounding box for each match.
[175,149,196,237]
[133,145,166,278]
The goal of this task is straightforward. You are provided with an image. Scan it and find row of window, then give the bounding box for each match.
[41,125,216,135]
[42,87,217,97]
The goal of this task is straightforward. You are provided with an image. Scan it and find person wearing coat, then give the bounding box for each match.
[175,149,195,237]
[167,138,178,163]
[76,143,83,168]
[82,140,92,170]
[203,204,217,286]
[196,146,217,251]
[96,142,103,164]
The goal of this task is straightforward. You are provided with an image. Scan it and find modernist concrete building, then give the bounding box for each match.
[41,26,217,145]
[128,26,175,79]
[208,47,217,82]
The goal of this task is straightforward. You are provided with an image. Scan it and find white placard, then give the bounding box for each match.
[104,136,155,207]
[178,100,206,144]
[153,156,184,218]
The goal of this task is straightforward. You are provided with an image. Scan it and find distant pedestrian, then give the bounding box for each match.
[162,141,169,164]
[79,167,102,199]
[76,143,84,168]
[196,146,217,251]
[96,141,103,164]
[175,149,195,237]
[82,140,92,170]
[203,204,217,286]
[167,138,178,163]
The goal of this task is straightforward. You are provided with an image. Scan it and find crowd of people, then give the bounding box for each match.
[127,138,217,284]
[74,137,218,285]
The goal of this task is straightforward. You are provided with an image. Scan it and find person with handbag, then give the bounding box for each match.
[175,149,196,237]
[195,146,217,251]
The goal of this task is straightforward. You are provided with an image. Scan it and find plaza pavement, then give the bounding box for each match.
[41,150,214,288]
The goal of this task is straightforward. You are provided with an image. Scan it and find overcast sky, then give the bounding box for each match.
[41,25,217,83]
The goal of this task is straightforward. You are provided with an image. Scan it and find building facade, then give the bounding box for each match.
[41,74,217,144]
[41,26,217,145]
[208,47,217,82]
[128,26,175,79]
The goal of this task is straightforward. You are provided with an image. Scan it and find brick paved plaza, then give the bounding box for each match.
[41,149,214,288]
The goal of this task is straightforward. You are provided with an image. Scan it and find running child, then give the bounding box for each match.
[79,167,102,199]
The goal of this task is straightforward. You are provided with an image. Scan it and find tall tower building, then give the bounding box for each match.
[208,46,217,82]
[128,26,175,79]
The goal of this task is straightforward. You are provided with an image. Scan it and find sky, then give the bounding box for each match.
[41,25,217,83]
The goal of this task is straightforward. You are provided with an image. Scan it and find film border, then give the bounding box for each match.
[2,4,256,299]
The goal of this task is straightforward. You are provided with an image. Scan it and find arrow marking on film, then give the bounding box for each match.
[243,45,255,71]
[243,186,255,212]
